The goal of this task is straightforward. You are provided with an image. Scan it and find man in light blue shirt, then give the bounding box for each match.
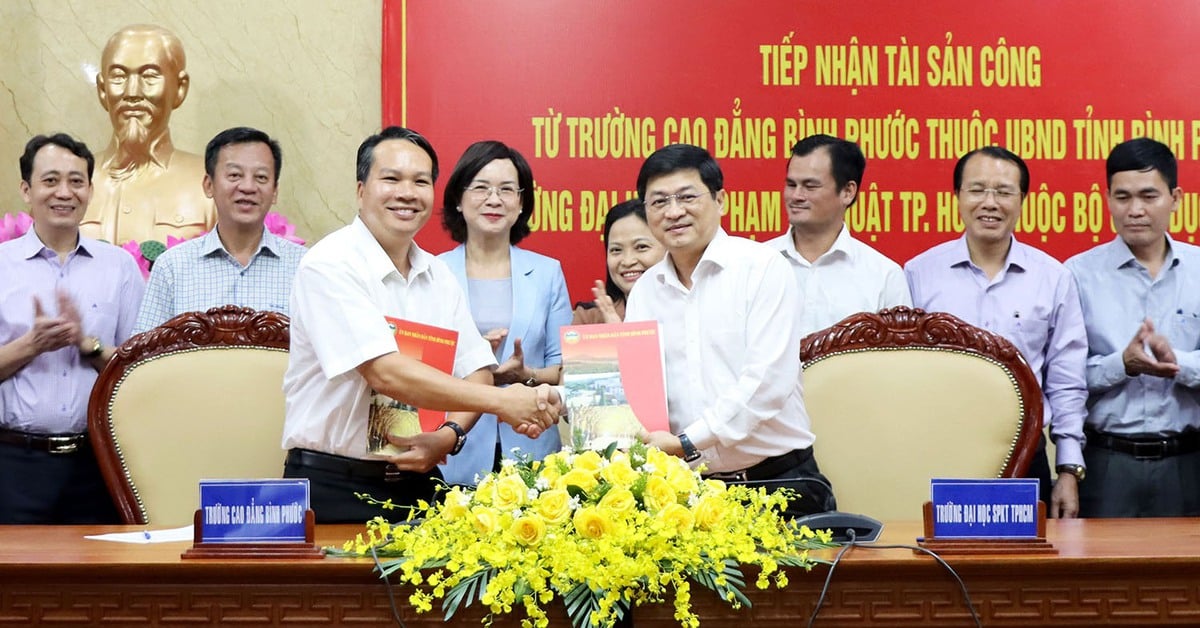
[134,127,306,333]
[1065,138,1200,517]
[905,146,1088,518]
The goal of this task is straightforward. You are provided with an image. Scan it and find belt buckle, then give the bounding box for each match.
[47,436,79,455]
[384,463,402,482]
[710,470,749,482]
[1132,440,1167,460]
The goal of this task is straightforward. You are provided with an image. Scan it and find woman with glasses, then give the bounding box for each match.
[573,199,665,324]
[437,140,571,485]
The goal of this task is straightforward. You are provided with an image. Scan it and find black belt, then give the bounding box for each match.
[287,448,414,482]
[0,427,88,455]
[1085,428,1200,461]
[705,448,812,482]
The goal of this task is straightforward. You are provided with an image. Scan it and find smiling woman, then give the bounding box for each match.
[437,141,573,486]
[572,199,665,325]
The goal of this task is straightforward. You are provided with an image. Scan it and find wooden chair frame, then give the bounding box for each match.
[87,306,290,525]
[800,305,1043,480]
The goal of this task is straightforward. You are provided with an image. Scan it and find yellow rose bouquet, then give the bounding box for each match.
[340,443,834,628]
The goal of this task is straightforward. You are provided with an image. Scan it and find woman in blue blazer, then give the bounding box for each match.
[437,141,572,486]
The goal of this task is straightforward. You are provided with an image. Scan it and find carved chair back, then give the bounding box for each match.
[800,306,1042,521]
[88,306,290,525]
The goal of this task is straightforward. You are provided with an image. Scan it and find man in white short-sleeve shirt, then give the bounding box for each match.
[765,134,910,336]
[282,127,562,522]
[627,143,835,517]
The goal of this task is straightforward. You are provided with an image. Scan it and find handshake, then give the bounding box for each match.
[498,383,564,439]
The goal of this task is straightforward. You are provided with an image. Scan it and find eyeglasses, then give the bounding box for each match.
[645,192,709,212]
[961,187,1020,202]
[465,184,522,203]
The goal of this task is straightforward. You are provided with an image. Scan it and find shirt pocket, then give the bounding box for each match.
[1168,311,1200,351]
[155,203,211,230]
[1001,316,1050,356]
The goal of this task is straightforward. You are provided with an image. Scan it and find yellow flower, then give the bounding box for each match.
[660,503,695,534]
[341,442,834,628]
[556,468,598,493]
[440,488,470,520]
[492,474,529,509]
[471,507,500,535]
[642,475,678,512]
[599,487,635,514]
[600,457,639,486]
[572,506,612,539]
[533,488,572,525]
[510,515,546,546]
[474,474,496,505]
[538,462,562,487]
[573,450,604,472]
[663,460,698,494]
[694,494,726,530]
[644,447,674,468]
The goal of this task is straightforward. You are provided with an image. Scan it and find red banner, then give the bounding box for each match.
[384,0,1200,303]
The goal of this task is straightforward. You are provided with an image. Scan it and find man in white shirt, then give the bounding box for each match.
[628,143,835,516]
[282,127,561,522]
[765,134,910,336]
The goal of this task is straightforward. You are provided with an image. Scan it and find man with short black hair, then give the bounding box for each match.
[282,126,562,522]
[0,133,144,523]
[628,143,835,517]
[1066,137,1200,517]
[134,126,306,332]
[766,135,910,335]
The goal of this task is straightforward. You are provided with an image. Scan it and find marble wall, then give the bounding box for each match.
[0,0,381,243]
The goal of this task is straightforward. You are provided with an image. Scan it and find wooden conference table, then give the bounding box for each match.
[1,518,1198,626]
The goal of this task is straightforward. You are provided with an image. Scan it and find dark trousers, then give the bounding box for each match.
[0,441,120,524]
[1028,434,1053,507]
[283,449,443,524]
[712,447,837,518]
[1079,446,1200,518]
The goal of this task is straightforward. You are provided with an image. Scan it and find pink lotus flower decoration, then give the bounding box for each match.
[121,240,152,279]
[5,211,303,281]
[265,212,305,245]
[122,212,304,279]
[0,212,33,243]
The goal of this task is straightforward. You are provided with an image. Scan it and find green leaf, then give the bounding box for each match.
[687,563,753,609]
[562,582,601,628]
[442,568,492,620]
[513,578,531,603]
[376,557,410,579]
[602,441,619,459]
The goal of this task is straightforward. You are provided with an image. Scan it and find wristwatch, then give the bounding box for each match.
[677,433,701,462]
[438,421,467,456]
[1056,464,1086,481]
[82,337,103,359]
[524,374,538,387]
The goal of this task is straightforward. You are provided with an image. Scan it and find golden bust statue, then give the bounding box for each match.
[80,24,216,245]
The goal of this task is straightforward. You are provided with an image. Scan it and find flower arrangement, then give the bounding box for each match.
[0,211,305,279]
[340,443,834,628]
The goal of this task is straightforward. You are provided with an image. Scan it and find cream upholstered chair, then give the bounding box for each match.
[88,306,290,526]
[800,306,1042,522]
